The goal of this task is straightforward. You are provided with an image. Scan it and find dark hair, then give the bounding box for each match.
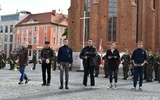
[63,38,68,41]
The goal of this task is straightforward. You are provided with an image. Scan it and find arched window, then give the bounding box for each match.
[84,0,90,41]
[108,0,117,42]
[153,0,156,10]
[136,0,139,42]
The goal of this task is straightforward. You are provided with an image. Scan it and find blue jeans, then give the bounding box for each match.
[133,66,144,87]
[19,66,28,81]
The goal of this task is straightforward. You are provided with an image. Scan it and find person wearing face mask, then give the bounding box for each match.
[41,41,54,86]
[106,42,120,90]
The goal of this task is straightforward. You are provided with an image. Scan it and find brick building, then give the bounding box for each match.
[15,10,68,59]
[68,0,160,53]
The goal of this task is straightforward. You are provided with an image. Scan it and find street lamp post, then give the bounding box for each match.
[79,11,90,71]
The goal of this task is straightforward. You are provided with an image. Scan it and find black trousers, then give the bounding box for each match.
[83,66,95,86]
[109,69,118,83]
[133,66,144,87]
[42,63,51,84]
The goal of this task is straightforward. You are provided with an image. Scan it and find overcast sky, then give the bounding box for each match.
[0,0,70,15]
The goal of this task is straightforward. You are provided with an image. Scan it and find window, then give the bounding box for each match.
[17,29,20,34]
[34,37,37,44]
[0,26,3,33]
[29,41,31,44]
[44,37,47,44]
[5,25,8,33]
[29,33,32,38]
[108,0,117,42]
[53,37,56,45]
[60,38,63,45]
[53,26,57,32]
[84,0,90,41]
[61,27,64,33]
[34,27,37,32]
[18,38,20,45]
[10,44,12,52]
[23,38,26,42]
[44,26,47,32]
[136,0,139,42]
[4,44,7,52]
[10,35,13,42]
[10,25,14,33]
[5,35,8,42]
[153,0,156,10]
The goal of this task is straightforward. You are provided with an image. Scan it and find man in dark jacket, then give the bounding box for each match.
[17,42,30,84]
[80,39,97,87]
[57,39,73,89]
[41,41,54,86]
[131,41,147,91]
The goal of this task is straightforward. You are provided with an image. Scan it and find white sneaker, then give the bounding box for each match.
[108,84,113,89]
[139,87,143,91]
[113,84,117,90]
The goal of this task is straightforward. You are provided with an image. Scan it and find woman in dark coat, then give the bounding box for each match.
[106,42,120,89]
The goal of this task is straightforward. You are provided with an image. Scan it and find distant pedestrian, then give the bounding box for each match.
[41,41,54,86]
[57,39,73,89]
[106,42,120,90]
[17,42,30,84]
[131,41,147,91]
[32,51,37,70]
[80,39,97,87]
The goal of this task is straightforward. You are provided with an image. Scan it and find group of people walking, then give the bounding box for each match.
[1,38,159,91]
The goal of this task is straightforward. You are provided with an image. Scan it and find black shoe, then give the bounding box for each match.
[65,86,69,89]
[158,81,160,83]
[94,75,98,77]
[154,79,158,81]
[91,84,95,86]
[18,81,23,84]
[46,83,50,86]
[42,83,46,86]
[59,86,63,89]
[122,78,127,80]
[103,76,108,78]
[25,79,30,84]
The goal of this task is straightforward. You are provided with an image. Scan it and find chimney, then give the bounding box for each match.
[52,10,56,16]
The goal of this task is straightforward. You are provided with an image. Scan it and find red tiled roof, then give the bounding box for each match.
[16,11,68,27]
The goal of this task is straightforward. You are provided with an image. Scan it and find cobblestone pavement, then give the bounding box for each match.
[0,64,160,100]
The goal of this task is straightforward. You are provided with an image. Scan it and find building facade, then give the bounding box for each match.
[0,11,29,57]
[68,0,160,53]
[15,10,68,60]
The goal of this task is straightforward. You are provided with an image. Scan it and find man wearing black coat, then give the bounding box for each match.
[41,41,54,86]
[80,39,97,87]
